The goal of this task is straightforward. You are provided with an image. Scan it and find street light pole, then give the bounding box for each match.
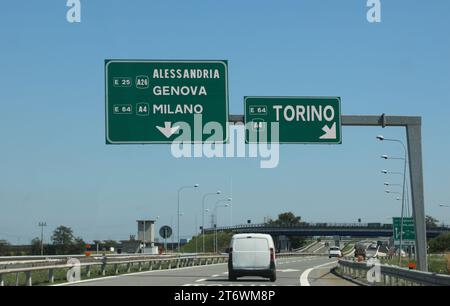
[202,191,221,253]
[170,213,183,252]
[213,198,232,253]
[38,222,47,256]
[195,215,198,254]
[154,216,159,249]
[170,215,174,252]
[377,135,408,266]
[177,184,199,252]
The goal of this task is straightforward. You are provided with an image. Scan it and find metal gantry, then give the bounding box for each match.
[229,114,427,271]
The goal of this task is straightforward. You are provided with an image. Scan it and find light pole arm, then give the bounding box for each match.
[384,138,407,157]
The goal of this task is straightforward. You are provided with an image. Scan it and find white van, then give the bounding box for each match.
[227,234,276,282]
[328,246,342,258]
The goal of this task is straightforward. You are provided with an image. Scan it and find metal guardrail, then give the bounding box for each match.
[0,255,227,286]
[0,253,318,286]
[336,259,450,286]
[0,253,179,262]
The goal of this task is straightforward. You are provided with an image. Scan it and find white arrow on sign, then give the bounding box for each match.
[319,122,337,140]
[156,122,180,138]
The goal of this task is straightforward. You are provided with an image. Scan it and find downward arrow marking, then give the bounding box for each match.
[319,122,337,140]
[156,122,180,138]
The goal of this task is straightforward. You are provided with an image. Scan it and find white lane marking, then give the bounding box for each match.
[182,283,276,286]
[211,274,220,277]
[277,269,300,272]
[53,262,227,286]
[299,261,337,286]
[195,278,207,282]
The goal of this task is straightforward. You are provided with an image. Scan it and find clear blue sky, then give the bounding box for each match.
[0,1,449,244]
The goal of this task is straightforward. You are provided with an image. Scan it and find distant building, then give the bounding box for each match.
[137,220,155,245]
[118,220,158,254]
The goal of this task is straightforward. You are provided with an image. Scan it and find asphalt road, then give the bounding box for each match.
[64,256,355,286]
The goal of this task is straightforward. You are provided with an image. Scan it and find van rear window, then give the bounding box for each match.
[234,238,269,251]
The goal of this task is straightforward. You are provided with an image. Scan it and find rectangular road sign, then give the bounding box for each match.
[105,60,229,144]
[393,217,416,242]
[244,97,342,143]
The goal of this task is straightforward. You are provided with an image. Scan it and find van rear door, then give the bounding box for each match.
[232,236,270,269]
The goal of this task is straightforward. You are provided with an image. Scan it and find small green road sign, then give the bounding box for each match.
[244,97,342,144]
[393,217,416,243]
[105,60,229,144]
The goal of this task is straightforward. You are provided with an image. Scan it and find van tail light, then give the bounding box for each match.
[270,248,275,262]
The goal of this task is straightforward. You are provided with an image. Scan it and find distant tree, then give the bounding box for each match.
[266,212,305,250]
[73,237,86,254]
[31,237,42,255]
[0,240,10,255]
[52,226,75,245]
[426,215,439,228]
[429,233,450,253]
[51,226,85,255]
[267,212,301,226]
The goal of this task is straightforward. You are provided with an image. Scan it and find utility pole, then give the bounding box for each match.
[38,222,47,256]
[195,216,198,254]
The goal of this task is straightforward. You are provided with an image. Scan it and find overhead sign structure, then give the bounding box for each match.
[393,217,416,245]
[159,226,173,239]
[105,60,229,143]
[245,97,342,144]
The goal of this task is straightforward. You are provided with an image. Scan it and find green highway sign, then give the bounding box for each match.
[244,97,342,144]
[105,60,229,143]
[393,217,416,243]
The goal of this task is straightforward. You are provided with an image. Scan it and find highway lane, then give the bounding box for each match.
[64,256,354,286]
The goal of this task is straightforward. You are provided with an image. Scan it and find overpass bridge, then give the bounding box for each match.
[204,223,449,239]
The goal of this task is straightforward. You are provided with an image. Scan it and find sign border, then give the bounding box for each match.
[105,59,229,144]
[244,96,342,144]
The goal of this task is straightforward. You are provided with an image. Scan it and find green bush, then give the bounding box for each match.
[181,232,233,253]
[429,233,450,253]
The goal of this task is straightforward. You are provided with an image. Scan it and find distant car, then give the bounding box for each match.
[227,234,276,282]
[328,246,342,258]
